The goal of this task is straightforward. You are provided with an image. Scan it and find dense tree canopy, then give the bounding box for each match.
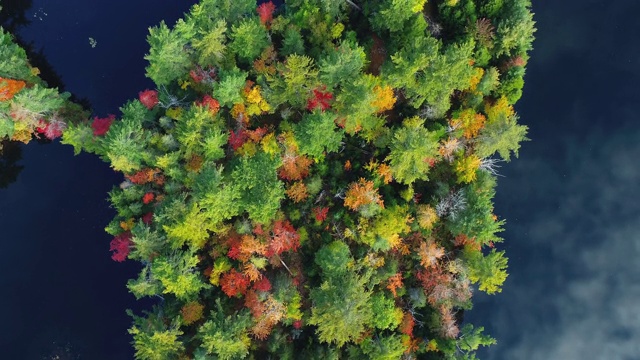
[0,0,535,358]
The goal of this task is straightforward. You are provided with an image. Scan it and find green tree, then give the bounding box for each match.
[437,0,477,38]
[145,20,193,85]
[464,248,508,294]
[191,19,228,67]
[447,171,505,247]
[185,0,255,28]
[457,324,497,353]
[309,241,374,346]
[150,250,208,300]
[478,0,505,18]
[475,110,528,161]
[280,26,305,56]
[314,240,353,278]
[127,264,163,300]
[229,18,270,63]
[173,106,226,159]
[0,28,40,83]
[318,40,366,90]
[359,205,411,251]
[192,163,242,227]
[61,121,102,155]
[358,334,405,360]
[369,0,428,33]
[129,222,166,262]
[103,101,152,173]
[309,273,373,347]
[197,300,252,360]
[333,73,385,137]
[497,65,525,103]
[213,68,248,107]
[163,202,214,249]
[476,66,501,96]
[0,106,14,138]
[9,84,67,125]
[293,111,344,161]
[266,54,318,107]
[386,117,442,185]
[128,308,185,360]
[494,0,536,57]
[231,151,285,224]
[369,293,402,330]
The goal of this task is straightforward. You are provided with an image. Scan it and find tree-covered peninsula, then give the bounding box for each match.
[0,0,535,358]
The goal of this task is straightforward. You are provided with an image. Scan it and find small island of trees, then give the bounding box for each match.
[0,0,535,358]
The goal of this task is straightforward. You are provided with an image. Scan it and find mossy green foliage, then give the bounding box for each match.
[49,0,535,358]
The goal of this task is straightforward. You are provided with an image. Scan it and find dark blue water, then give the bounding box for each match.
[0,1,196,358]
[467,1,640,359]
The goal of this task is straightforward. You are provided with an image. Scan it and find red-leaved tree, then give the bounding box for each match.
[109,231,132,262]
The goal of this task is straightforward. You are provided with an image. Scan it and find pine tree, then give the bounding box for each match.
[0,29,40,83]
[231,151,285,224]
[266,54,319,107]
[229,18,270,63]
[150,250,208,300]
[369,0,428,32]
[293,111,344,161]
[464,248,508,294]
[318,41,366,90]
[145,20,193,85]
[308,273,372,347]
[192,19,227,67]
[197,300,252,360]
[386,117,442,185]
[475,106,529,161]
[128,308,185,360]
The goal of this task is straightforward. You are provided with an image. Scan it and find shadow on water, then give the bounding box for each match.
[0,0,92,188]
[0,139,23,188]
[0,0,33,33]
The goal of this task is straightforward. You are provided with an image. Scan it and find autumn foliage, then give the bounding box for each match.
[268,220,300,256]
[195,94,220,115]
[138,89,158,110]
[0,78,25,101]
[344,178,384,211]
[180,302,204,325]
[109,231,132,262]
[278,153,313,181]
[0,0,534,358]
[257,1,276,26]
[220,269,250,297]
[92,114,115,136]
[306,87,333,112]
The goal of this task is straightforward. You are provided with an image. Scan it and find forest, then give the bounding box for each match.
[0,0,535,358]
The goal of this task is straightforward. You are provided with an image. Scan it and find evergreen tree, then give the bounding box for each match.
[197,300,252,360]
[128,308,185,360]
[293,110,344,161]
[145,20,193,86]
[231,151,285,224]
[230,18,270,63]
[386,117,442,185]
[150,250,208,300]
[309,272,373,347]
